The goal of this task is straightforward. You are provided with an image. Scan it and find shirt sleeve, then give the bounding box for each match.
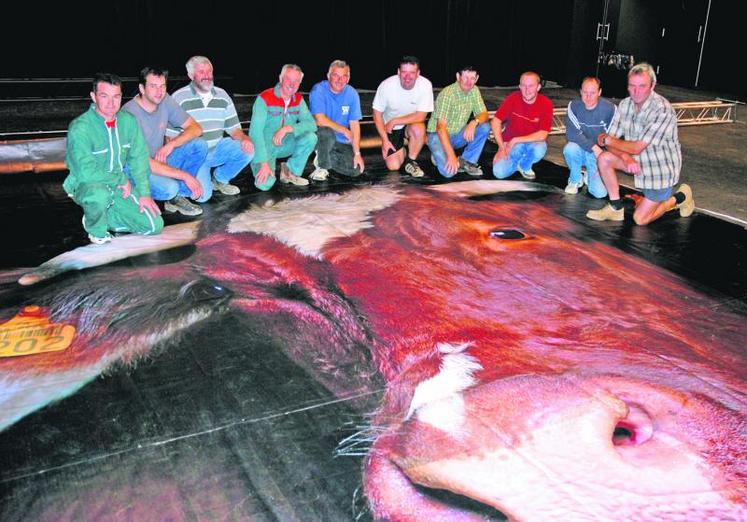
[126,122,153,198]
[416,80,435,112]
[350,90,362,121]
[164,95,190,128]
[472,88,488,116]
[309,84,324,115]
[248,97,269,163]
[289,98,318,135]
[431,89,449,123]
[639,103,677,147]
[607,99,624,138]
[565,101,595,151]
[538,98,553,132]
[224,97,241,132]
[65,120,99,183]
[372,84,386,113]
[495,95,512,122]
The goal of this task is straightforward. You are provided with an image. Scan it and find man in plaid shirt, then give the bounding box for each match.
[586,62,694,224]
[426,65,490,177]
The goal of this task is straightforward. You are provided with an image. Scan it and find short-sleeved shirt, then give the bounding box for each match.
[166,84,241,151]
[608,91,681,190]
[372,75,434,130]
[494,91,554,142]
[309,80,362,144]
[426,82,487,133]
[122,94,190,157]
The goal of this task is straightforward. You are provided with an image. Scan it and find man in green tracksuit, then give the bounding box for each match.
[248,64,318,190]
[65,73,163,244]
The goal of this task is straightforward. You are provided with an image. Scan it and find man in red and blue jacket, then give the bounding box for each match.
[248,64,318,190]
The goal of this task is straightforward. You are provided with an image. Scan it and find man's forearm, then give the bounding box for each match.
[149,158,189,180]
[390,111,427,127]
[604,135,646,155]
[315,114,349,135]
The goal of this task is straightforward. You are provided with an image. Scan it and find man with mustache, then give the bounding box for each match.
[167,56,254,200]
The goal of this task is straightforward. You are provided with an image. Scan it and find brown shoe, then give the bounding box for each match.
[279,162,309,186]
[586,203,624,222]
[676,184,695,217]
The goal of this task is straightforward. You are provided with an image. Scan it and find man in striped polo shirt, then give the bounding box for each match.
[586,62,694,225]
[168,56,254,201]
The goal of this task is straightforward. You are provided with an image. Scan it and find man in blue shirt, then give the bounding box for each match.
[563,77,616,197]
[308,60,365,180]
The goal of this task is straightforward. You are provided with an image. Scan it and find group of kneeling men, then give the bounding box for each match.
[64,54,694,245]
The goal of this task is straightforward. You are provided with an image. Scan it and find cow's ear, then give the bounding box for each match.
[429,180,556,198]
[19,222,200,286]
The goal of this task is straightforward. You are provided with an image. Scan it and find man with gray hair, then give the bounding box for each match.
[308,60,364,180]
[167,56,254,200]
[248,64,318,190]
[587,62,694,225]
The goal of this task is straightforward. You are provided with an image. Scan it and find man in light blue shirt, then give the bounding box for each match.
[308,60,364,180]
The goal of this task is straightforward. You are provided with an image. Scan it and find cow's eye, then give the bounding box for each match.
[490,229,526,240]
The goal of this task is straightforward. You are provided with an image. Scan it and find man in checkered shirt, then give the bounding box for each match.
[586,62,694,224]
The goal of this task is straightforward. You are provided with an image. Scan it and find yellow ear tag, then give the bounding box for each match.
[0,306,76,358]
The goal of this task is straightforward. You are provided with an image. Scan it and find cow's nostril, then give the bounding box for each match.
[490,229,526,240]
[613,422,636,445]
[612,402,654,446]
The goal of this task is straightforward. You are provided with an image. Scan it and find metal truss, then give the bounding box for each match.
[550,99,738,135]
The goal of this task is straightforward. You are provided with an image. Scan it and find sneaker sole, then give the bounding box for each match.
[280,177,309,186]
[586,210,624,222]
[164,203,203,216]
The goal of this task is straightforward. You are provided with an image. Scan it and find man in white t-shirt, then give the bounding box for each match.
[372,56,434,177]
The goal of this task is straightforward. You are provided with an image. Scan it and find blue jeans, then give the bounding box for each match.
[195,137,253,202]
[562,142,607,198]
[427,123,490,178]
[250,132,318,191]
[492,141,547,179]
[150,140,209,201]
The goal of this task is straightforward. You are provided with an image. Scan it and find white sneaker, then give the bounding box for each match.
[404,160,424,178]
[519,168,536,180]
[279,162,309,186]
[309,167,329,181]
[564,181,583,194]
[212,175,240,195]
[88,232,113,245]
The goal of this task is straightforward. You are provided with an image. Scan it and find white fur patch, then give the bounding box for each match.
[429,179,556,197]
[19,222,200,286]
[406,342,483,433]
[227,187,402,258]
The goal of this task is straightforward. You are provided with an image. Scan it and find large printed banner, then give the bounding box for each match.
[1,180,745,521]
